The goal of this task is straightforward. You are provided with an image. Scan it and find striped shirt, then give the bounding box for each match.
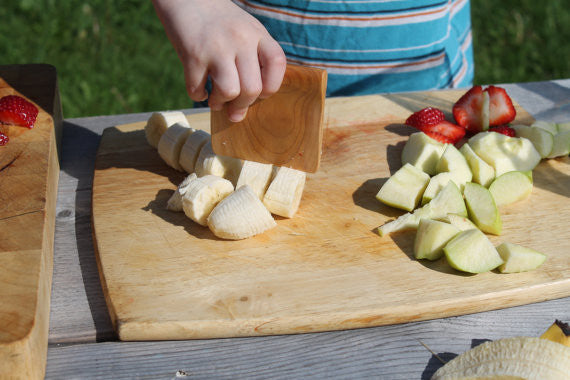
[233,0,474,96]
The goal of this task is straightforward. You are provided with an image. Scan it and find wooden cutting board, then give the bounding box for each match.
[0,65,62,378]
[92,90,570,341]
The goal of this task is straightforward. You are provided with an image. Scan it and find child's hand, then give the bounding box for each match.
[153,0,287,122]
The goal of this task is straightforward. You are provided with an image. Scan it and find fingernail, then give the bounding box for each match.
[229,109,247,122]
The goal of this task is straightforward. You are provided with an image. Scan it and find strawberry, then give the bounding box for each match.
[0,132,8,146]
[0,95,39,128]
[485,85,516,126]
[489,125,516,137]
[405,107,445,129]
[452,85,489,133]
[421,120,466,144]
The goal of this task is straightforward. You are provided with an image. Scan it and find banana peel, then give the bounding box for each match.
[540,319,570,347]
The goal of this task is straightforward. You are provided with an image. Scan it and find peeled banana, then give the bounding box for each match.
[207,185,276,240]
[158,122,195,171]
[432,337,570,380]
[145,111,190,149]
[167,173,198,212]
[541,320,570,347]
[235,160,274,200]
[182,174,234,226]
[263,166,306,218]
[179,129,210,173]
[194,141,243,185]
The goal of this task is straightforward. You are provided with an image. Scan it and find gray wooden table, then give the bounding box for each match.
[46,80,570,379]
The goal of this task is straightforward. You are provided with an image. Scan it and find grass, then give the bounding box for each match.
[1,0,568,118]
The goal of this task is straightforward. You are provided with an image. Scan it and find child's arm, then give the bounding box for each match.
[152,0,287,122]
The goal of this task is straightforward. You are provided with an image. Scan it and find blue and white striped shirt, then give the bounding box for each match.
[234,0,474,96]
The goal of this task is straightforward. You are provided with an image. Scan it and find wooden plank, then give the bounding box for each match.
[91,88,570,341]
[0,64,61,379]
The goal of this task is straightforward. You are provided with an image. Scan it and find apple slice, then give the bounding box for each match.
[459,143,495,187]
[546,130,570,158]
[401,132,447,175]
[376,163,430,212]
[532,120,558,135]
[488,171,533,206]
[444,229,504,273]
[512,124,554,158]
[439,213,478,231]
[496,242,547,273]
[557,121,570,133]
[463,182,502,235]
[414,219,460,260]
[468,132,541,176]
[421,172,453,205]
[435,144,473,191]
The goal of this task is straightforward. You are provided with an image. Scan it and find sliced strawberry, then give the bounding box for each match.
[489,125,516,137]
[422,130,454,144]
[0,132,8,146]
[485,85,516,126]
[421,120,466,144]
[405,107,445,129]
[452,85,490,133]
[0,95,39,128]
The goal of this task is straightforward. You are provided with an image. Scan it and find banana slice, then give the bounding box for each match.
[432,337,570,380]
[158,122,194,171]
[263,166,306,218]
[207,185,276,240]
[145,111,190,149]
[179,129,210,173]
[194,141,243,185]
[235,160,274,199]
[182,174,234,226]
[166,173,198,212]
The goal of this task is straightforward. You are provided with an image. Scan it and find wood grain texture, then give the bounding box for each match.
[211,64,327,173]
[0,64,61,379]
[91,89,570,341]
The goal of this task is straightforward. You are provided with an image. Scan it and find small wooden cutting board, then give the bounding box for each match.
[210,64,327,173]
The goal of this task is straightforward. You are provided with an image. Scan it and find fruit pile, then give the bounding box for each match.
[144,111,306,240]
[0,95,39,145]
[376,85,570,274]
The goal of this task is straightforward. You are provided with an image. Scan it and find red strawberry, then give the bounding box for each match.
[0,95,39,128]
[489,125,516,137]
[405,107,445,129]
[485,85,516,126]
[452,85,489,133]
[421,120,466,144]
[0,132,8,146]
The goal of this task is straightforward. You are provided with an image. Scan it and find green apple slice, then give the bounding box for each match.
[463,182,502,235]
[488,171,533,206]
[557,121,570,133]
[401,132,447,175]
[444,229,504,273]
[439,213,478,231]
[468,132,541,176]
[459,143,495,187]
[497,242,547,273]
[546,130,570,158]
[421,172,453,205]
[414,219,460,260]
[512,124,554,158]
[435,144,473,191]
[532,120,558,135]
[376,163,430,212]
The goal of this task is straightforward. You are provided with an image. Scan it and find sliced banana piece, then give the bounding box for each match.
[179,129,210,173]
[182,174,234,226]
[194,141,243,185]
[432,337,570,380]
[207,185,276,240]
[263,166,306,218]
[158,122,194,171]
[145,111,189,149]
[235,161,274,200]
[166,173,198,212]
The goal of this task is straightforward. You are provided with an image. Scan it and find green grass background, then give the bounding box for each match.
[1,0,568,118]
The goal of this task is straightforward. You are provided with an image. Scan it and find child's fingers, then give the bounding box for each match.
[183,63,208,102]
[258,38,287,99]
[208,61,241,112]
[225,51,263,122]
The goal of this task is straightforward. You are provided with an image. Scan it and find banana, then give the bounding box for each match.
[157,122,195,171]
[145,111,190,149]
[182,174,234,226]
[432,337,570,380]
[541,320,570,347]
[179,129,210,173]
[263,166,306,218]
[166,173,198,212]
[235,160,274,199]
[194,141,243,185]
[207,185,276,240]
